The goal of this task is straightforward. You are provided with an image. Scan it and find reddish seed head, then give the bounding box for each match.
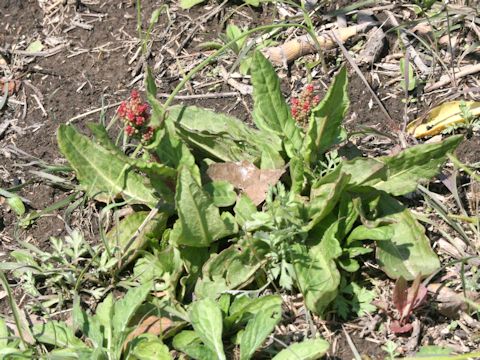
[130,89,139,99]
[291,97,299,106]
[306,84,314,93]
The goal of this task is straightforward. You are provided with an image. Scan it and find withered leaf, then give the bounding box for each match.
[207,160,284,205]
[123,315,172,350]
[428,283,480,319]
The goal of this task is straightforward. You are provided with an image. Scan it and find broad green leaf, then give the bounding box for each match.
[7,195,25,216]
[308,167,351,228]
[107,211,168,264]
[189,299,226,360]
[180,0,205,9]
[44,348,97,360]
[172,331,216,360]
[336,193,360,241]
[239,303,281,360]
[168,105,277,163]
[251,51,303,157]
[204,181,237,207]
[303,67,349,165]
[153,119,200,183]
[272,338,330,360]
[371,193,440,280]
[194,244,263,299]
[346,225,394,245]
[368,135,462,196]
[226,295,282,329]
[127,334,172,360]
[57,125,158,207]
[170,167,237,247]
[33,321,87,348]
[292,243,340,316]
[26,40,43,53]
[341,157,386,186]
[112,281,152,350]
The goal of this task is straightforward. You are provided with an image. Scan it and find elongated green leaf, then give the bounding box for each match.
[170,167,237,247]
[112,281,152,348]
[107,211,168,264]
[226,295,282,330]
[94,293,114,351]
[57,125,158,207]
[33,321,87,349]
[303,67,349,165]
[272,338,330,360]
[292,243,340,316]
[251,51,303,157]
[240,302,281,360]
[368,135,462,196]
[189,299,226,360]
[0,318,8,348]
[371,193,440,280]
[308,167,351,228]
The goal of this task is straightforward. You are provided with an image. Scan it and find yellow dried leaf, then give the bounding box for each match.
[407,101,480,138]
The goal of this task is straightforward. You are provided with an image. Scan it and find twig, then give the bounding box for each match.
[425,63,480,92]
[31,94,47,117]
[67,101,122,124]
[0,44,68,58]
[157,91,238,100]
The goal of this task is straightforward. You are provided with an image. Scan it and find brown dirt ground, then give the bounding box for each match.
[1,1,479,358]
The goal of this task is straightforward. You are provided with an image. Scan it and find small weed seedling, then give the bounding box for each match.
[390,275,428,334]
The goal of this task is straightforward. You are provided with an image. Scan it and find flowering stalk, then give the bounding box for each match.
[290,83,320,128]
[117,90,155,142]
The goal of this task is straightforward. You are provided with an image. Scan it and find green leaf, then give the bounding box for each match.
[112,281,152,349]
[189,299,226,360]
[368,135,462,196]
[251,51,303,157]
[204,181,237,207]
[244,0,260,5]
[272,338,330,360]
[400,58,416,91]
[292,243,340,316]
[226,295,282,330]
[234,194,257,227]
[0,317,8,348]
[371,192,441,280]
[57,125,158,207]
[168,105,276,163]
[94,293,114,350]
[341,157,386,186]
[308,167,351,228]
[170,167,237,247]
[26,40,43,53]
[172,331,216,360]
[239,301,281,360]
[33,321,87,348]
[290,156,305,194]
[107,211,168,264]
[303,66,349,165]
[226,24,244,53]
[194,244,263,299]
[128,335,172,360]
[145,67,157,97]
[7,195,25,216]
[180,0,206,9]
[346,225,394,245]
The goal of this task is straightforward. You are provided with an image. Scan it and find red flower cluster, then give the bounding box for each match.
[290,83,321,127]
[117,90,155,142]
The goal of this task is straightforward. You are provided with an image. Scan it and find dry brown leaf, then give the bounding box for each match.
[0,78,20,95]
[207,160,284,206]
[123,315,172,350]
[428,283,480,319]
